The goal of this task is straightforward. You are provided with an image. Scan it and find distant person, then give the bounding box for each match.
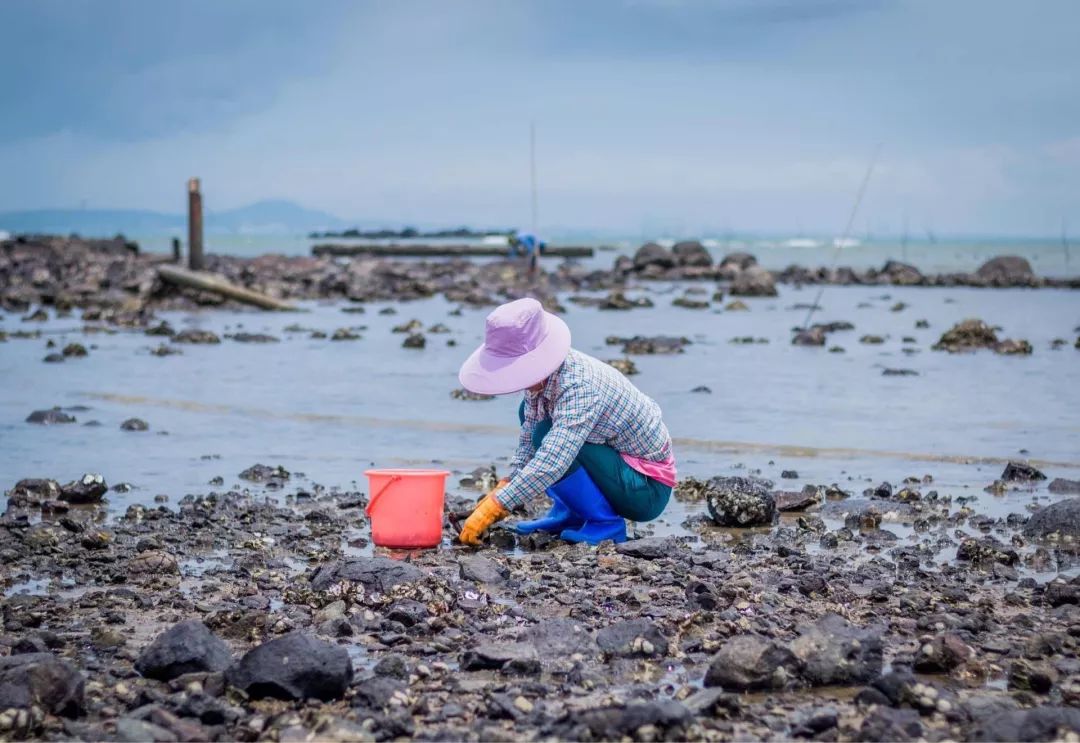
[456,298,677,546]
[508,230,546,257]
[508,230,546,276]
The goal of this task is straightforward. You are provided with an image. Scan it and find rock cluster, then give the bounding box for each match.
[933,318,1034,355]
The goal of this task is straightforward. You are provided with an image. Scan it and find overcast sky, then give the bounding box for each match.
[1,0,1078,236]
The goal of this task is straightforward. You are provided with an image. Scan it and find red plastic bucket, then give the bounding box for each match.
[364,468,449,549]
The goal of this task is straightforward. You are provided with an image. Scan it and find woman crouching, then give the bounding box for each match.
[456,298,676,546]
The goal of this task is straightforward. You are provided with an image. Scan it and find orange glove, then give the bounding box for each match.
[458,481,510,546]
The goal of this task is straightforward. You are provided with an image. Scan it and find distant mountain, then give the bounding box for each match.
[210,200,348,234]
[0,200,348,236]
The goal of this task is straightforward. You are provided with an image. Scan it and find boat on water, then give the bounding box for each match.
[783,238,823,249]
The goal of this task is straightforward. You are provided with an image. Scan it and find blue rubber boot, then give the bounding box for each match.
[552,467,627,545]
[513,489,584,535]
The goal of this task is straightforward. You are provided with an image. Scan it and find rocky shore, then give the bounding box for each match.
[4,233,1080,741]
[1,236,1077,333]
[616,242,1080,290]
[3,466,1080,741]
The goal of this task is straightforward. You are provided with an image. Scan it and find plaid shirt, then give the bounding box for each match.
[497,349,673,510]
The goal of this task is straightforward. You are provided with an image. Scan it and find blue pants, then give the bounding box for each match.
[518,402,671,522]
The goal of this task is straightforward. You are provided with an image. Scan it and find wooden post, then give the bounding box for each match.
[187,178,203,271]
[171,237,181,263]
[158,265,298,311]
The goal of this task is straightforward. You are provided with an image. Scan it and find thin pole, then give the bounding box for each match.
[526,122,540,281]
[801,143,882,332]
[529,121,537,235]
[188,178,204,271]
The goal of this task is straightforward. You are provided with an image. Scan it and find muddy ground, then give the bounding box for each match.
[3,467,1080,742]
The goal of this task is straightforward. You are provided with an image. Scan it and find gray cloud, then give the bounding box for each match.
[0,0,351,141]
[0,0,1076,235]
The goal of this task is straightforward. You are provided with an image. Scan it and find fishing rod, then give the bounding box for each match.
[800,142,883,333]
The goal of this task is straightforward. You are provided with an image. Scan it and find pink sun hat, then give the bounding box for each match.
[458,298,571,395]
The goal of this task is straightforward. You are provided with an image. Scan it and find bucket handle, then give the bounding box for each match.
[365,475,402,517]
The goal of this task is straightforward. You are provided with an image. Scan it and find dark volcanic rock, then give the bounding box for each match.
[172,329,221,344]
[932,318,998,351]
[705,477,777,527]
[672,295,709,309]
[1008,659,1058,694]
[309,557,424,593]
[606,358,638,376]
[351,675,406,712]
[1049,478,1080,494]
[720,252,757,271]
[1044,579,1080,607]
[730,265,778,297]
[145,321,175,336]
[790,614,883,686]
[957,536,1019,565]
[135,621,232,681]
[913,632,973,673]
[226,633,352,701]
[1001,461,1046,482]
[606,334,690,355]
[0,652,84,716]
[995,338,1033,355]
[792,326,826,346]
[524,619,598,658]
[230,333,279,343]
[633,242,676,271]
[385,599,428,627]
[458,555,508,584]
[671,240,712,267]
[238,463,290,483]
[932,318,1032,355]
[1023,498,1080,540]
[6,478,62,505]
[615,537,676,559]
[459,642,539,673]
[59,473,107,504]
[975,255,1036,286]
[26,408,75,425]
[973,706,1080,742]
[596,619,669,658]
[859,707,924,742]
[402,332,426,349]
[704,634,798,691]
[120,418,149,432]
[775,486,822,512]
[880,260,924,285]
[573,700,692,739]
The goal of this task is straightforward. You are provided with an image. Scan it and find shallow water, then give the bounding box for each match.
[3,282,1079,578]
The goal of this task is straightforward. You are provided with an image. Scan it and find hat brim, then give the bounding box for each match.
[458,312,571,395]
